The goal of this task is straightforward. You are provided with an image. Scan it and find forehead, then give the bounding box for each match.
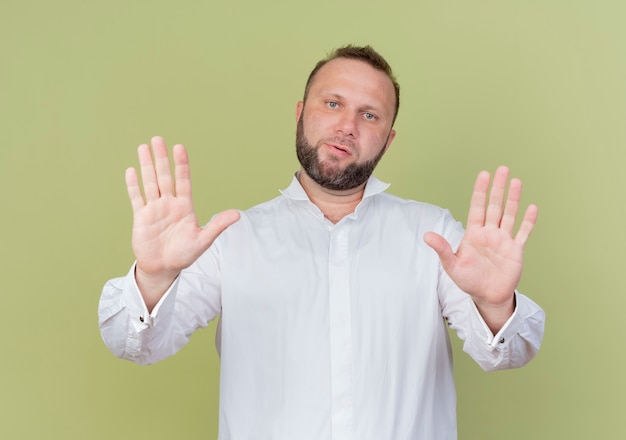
[308,58,396,112]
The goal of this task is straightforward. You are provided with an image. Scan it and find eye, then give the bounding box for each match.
[363,112,377,120]
[327,101,339,109]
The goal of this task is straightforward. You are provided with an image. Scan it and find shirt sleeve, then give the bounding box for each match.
[465,291,545,371]
[98,246,223,366]
[436,213,546,372]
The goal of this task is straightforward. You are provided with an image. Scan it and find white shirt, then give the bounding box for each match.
[99,175,545,440]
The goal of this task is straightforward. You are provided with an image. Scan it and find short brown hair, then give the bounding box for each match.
[303,45,400,124]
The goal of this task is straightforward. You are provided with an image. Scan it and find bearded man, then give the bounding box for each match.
[99,45,544,440]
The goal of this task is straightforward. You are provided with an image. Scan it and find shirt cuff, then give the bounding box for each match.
[127,262,180,330]
[470,291,522,349]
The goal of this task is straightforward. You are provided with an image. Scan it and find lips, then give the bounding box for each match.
[331,144,348,152]
[325,139,354,156]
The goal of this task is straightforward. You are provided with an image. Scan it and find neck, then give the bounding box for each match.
[296,169,366,223]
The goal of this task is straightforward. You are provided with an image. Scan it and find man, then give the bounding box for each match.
[99,45,544,439]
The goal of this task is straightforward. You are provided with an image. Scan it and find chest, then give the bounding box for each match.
[219,218,442,321]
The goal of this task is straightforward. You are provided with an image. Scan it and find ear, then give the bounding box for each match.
[295,101,304,122]
[383,129,396,153]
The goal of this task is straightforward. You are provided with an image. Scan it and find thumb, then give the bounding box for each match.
[199,209,241,247]
[424,232,455,268]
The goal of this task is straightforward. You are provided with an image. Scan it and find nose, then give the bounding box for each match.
[335,111,358,138]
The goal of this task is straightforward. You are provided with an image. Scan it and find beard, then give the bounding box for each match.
[295,115,388,191]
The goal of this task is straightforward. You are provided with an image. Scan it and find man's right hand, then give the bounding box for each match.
[125,136,240,311]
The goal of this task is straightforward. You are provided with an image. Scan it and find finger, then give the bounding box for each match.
[514,204,538,247]
[137,143,159,201]
[466,171,490,228]
[125,167,145,213]
[151,136,174,196]
[423,232,456,271]
[499,178,522,234]
[172,144,192,199]
[485,166,510,227]
[198,209,241,248]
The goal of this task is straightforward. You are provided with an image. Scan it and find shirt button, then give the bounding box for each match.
[499,337,505,344]
[139,315,145,323]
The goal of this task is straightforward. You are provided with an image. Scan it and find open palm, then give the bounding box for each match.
[126,136,239,307]
[424,166,537,329]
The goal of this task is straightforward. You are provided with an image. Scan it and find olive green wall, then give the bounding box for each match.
[2,0,624,438]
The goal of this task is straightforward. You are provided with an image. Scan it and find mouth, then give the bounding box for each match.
[326,142,352,157]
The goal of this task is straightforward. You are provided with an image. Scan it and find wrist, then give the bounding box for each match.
[473,294,516,335]
[134,265,179,312]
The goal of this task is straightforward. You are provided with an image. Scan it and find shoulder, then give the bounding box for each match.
[242,194,292,219]
[367,192,464,241]
[220,194,295,235]
[369,191,451,219]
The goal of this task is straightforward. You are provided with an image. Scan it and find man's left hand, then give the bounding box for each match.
[424,166,538,333]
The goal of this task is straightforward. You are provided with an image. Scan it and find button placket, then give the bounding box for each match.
[328,225,354,439]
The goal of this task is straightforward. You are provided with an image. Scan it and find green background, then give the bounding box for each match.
[1,0,624,438]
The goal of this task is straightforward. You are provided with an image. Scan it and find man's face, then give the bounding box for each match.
[295,58,397,191]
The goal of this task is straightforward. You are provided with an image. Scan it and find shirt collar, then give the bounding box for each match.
[279,174,390,201]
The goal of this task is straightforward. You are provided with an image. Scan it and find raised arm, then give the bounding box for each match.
[424,166,538,334]
[126,136,240,311]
